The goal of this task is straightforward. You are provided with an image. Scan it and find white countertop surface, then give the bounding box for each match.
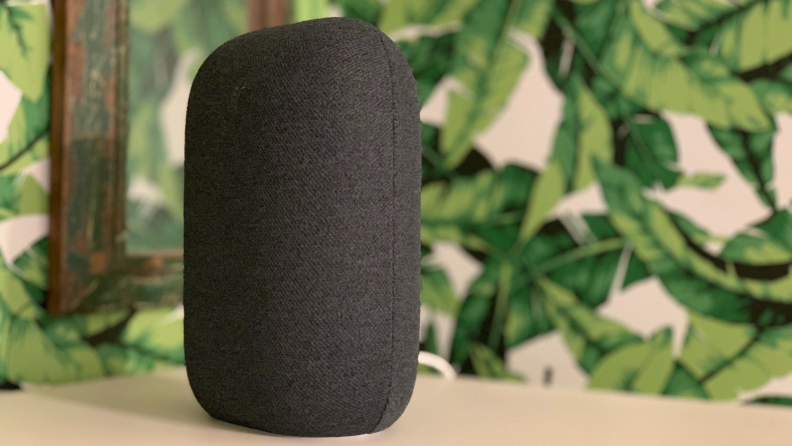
[2,367,792,445]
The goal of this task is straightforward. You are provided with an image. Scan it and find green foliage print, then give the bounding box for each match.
[126,0,246,252]
[3,0,792,402]
[0,0,195,387]
[330,0,792,403]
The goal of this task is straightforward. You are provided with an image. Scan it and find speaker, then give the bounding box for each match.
[183,18,422,437]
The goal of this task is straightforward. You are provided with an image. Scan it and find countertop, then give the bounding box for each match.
[2,367,792,445]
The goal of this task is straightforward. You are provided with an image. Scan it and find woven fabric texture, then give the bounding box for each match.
[184,18,421,437]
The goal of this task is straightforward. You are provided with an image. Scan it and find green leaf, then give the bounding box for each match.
[679,312,792,399]
[126,94,184,231]
[518,221,578,269]
[451,290,494,364]
[16,174,47,215]
[590,0,771,132]
[0,177,19,216]
[121,309,185,363]
[671,213,712,245]
[399,34,455,104]
[490,266,519,351]
[516,0,553,37]
[0,4,49,100]
[0,300,10,379]
[519,160,567,243]
[421,323,440,355]
[544,238,628,308]
[332,0,383,24]
[0,80,48,169]
[79,311,131,338]
[0,268,42,320]
[130,0,192,34]
[518,160,567,243]
[378,0,480,34]
[451,257,514,363]
[127,97,164,181]
[468,342,523,381]
[518,78,613,242]
[170,0,247,56]
[421,164,536,249]
[521,217,639,308]
[510,218,642,347]
[596,162,792,316]
[294,0,329,22]
[657,0,750,31]
[451,255,553,364]
[441,0,530,168]
[96,343,176,376]
[623,114,681,189]
[658,0,792,73]
[41,310,131,348]
[421,266,461,315]
[539,277,642,373]
[6,319,101,384]
[504,285,553,348]
[554,78,615,192]
[663,365,708,398]
[664,271,792,327]
[66,344,105,380]
[121,308,177,340]
[756,211,792,255]
[126,207,184,252]
[721,234,792,265]
[752,396,792,406]
[128,30,173,110]
[711,1,792,74]
[506,227,576,349]
[12,237,47,290]
[155,157,185,225]
[710,127,776,209]
[752,77,792,115]
[674,172,724,189]
[589,328,675,393]
[0,137,47,177]
[569,0,621,57]
[216,0,248,36]
[0,172,47,218]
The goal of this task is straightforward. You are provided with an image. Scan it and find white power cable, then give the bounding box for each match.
[417,351,457,380]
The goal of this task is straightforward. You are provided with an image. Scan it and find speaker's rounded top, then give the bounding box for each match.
[193,17,398,89]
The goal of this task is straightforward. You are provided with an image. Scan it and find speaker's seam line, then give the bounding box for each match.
[371,31,399,433]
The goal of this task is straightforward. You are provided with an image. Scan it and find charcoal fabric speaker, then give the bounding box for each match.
[183,18,421,437]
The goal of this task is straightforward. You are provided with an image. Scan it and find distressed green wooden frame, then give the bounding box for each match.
[48,0,289,315]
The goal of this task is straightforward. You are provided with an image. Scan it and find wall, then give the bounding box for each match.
[0,0,245,389]
[4,0,792,409]
[0,0,185,388]
[327,0,792,404]
[126,0,246,252]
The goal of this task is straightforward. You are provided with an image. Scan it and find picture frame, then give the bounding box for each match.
[48,0,289,314]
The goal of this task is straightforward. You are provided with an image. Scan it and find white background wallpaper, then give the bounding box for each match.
[418,30,792,398]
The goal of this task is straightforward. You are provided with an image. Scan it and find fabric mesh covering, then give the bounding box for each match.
[183,18,421,437]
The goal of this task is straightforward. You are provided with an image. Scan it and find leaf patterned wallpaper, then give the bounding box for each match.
[126,0,247,252]
[0,0,187,388]
[3,0,792,410]
[326,0,792,405]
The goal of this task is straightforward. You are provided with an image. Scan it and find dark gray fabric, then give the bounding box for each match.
[183,18,421,438]
[370,31,422,434]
